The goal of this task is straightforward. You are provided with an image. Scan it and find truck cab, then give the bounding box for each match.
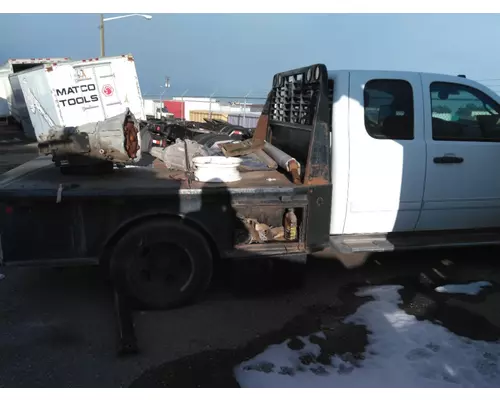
[326,69,500,252]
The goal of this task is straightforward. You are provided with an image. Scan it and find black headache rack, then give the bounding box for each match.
[262,64,331,184]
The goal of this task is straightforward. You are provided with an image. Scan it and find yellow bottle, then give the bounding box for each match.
[284,208,298,241]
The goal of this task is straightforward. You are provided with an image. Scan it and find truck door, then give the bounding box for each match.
[417,75,500,231]
[345,72,426,234]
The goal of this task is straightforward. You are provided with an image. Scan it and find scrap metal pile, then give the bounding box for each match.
[36,108,256,172]
[39,101,302,187]
[142,116,254,150]
[38,109,142,171]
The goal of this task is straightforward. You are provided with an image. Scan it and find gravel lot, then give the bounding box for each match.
[1,126,499,388]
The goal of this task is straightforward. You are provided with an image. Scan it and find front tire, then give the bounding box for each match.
[109,219,213,310]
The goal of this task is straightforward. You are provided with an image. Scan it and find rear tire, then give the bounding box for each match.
[109,219,213,310]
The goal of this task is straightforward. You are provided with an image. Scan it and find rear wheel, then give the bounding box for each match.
[109,219,213,310]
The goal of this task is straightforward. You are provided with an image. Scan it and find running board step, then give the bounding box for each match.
[330,231,500,253]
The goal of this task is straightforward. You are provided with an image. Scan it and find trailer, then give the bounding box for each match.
[143,99,174,120]
[9,54,145,141]
[0,58,70,128]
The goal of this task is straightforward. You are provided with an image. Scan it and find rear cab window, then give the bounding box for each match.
[364,79,414,140]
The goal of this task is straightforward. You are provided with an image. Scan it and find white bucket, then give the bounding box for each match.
[192,156,242,183]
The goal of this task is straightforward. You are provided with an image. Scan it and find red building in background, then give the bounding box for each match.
[164,100,185,119]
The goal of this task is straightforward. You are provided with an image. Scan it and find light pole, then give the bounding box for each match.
[159,77,171,119]
[180,89,189,101]
[209,89,217,119]
[99,14,153,57]
[243,90,252,127]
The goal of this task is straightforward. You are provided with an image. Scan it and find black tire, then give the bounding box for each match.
[109,219,213,310]
[140,127,152,153]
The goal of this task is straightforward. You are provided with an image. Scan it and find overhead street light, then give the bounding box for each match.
[99,14,153,57]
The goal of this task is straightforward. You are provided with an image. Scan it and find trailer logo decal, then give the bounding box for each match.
[76,69,87,79]
[102,84,114,97]
[55,84,99,107]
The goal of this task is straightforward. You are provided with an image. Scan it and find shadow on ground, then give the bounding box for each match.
[130,248,500,388]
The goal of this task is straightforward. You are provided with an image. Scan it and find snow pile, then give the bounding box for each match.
[234,285,500,387]
[435,281,492,295]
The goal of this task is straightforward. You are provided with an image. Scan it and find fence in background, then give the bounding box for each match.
[145,94,267,127]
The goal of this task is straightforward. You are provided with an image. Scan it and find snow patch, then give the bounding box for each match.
[435,281,492,295]
[234,284,500,387]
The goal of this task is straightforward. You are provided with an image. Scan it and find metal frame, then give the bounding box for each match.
[263,64,332,185]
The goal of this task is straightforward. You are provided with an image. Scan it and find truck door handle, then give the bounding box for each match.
[433,156,464,164]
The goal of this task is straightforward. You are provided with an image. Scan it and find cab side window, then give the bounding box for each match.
[430,82,500,141]
[364,79,414,140]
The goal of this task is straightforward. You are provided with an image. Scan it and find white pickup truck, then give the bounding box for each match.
[326,69,500,254]
[1,63,500,310]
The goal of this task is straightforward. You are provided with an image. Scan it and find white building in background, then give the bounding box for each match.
[172,96,254,120]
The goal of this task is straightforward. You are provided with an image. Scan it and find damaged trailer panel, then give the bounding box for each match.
[9,54,145,141]
[0,57,70,128]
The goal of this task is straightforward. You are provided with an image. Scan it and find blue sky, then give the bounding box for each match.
[1,14,499,99]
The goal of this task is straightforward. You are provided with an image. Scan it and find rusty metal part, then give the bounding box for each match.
[254,149,278,169]
[306,176,329,186]
[124,119,139,159]
[304,120,330,186]
[252,91,271,142]
[37,109,142,166]
[288,160,301,184]
[262,142,302,184]
[227,242,306,258]
[221,138,264,157]
[271,226,285,240]
[241,217,263,244]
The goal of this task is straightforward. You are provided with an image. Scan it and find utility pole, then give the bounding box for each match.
[243,90,252,127]
[180,89,189,101]
[209,89,217,119]
[159,76,171,119]
[100,14,105,57]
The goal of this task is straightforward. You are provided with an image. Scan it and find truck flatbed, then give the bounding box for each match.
[0,63,332,334]
[0,156,297,199]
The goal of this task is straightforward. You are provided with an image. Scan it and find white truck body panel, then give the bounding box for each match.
[10,55,145,141]
[345,70,426,234]
[328,69,500,236]
[0,58,69,120]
